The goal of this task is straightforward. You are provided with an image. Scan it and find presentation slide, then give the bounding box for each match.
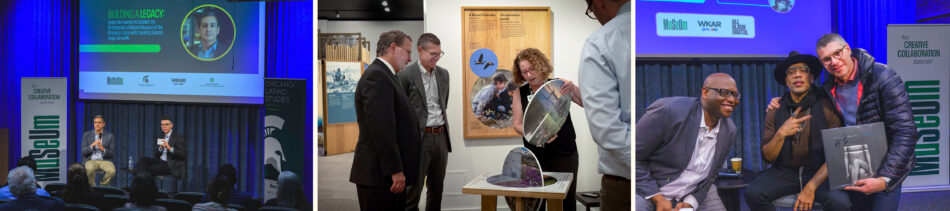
[636,0,831,57]
[79,0,264,104]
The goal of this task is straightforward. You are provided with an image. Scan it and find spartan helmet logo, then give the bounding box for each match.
[265,115,287,173]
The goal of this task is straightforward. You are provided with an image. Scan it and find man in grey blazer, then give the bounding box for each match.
[636,73,740,211]
[396,33,451,211]
[81,115,116,186]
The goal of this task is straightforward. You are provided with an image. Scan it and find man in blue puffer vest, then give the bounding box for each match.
[774,33,917,210]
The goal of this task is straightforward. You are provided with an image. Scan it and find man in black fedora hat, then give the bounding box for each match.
[744,51,848,211]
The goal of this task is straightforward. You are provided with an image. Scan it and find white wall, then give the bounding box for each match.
[425,0,604,210]
[318,20,425,62]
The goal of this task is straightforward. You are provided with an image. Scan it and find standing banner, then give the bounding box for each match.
[887,24,950,190]
[21,77,69,185]
[263,78,307,200]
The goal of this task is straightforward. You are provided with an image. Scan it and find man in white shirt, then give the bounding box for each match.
[396,33,453,211]
[578,0,631,210]
[636,73,740,211]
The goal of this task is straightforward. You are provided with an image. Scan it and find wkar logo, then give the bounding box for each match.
[697,20,721,32]
[171,78,186,86]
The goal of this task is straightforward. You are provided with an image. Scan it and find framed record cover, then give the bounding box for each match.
[821,122,888,190]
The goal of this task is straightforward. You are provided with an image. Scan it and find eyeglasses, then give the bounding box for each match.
[786,66,809,76]
[423,48,444,59]
[585,0,596,19]
[705,87,741,100]
[161,123,172,126]
[820,45,848,66]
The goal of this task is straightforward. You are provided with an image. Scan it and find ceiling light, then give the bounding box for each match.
[382,1,388,7]
[384,7,390,13]
[335,11,340,18]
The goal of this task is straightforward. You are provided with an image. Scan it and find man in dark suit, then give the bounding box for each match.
[350,30,421,211]
[81,114,116,186]
[138,117,187,180]
[396,33,451,211]
[636,73,740,211]
[0,166,65,211]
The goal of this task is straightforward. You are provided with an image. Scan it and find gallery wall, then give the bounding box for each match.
[317,20,425,62]
[425,0,605,210]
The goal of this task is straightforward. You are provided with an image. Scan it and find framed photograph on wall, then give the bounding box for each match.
[461,7,551,138]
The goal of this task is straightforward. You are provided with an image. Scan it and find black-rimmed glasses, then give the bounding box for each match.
[705,87,741,100]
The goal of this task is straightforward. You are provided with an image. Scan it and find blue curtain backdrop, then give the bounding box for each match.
[1,0,313,200]
[832,0,916,64]
[265,1,314,201]
[0,0,78,173]
[79,103,265,194]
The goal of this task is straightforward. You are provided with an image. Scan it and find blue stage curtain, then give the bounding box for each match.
[80,103,264,194]
[265,0,314,202]
[636,60,785,173]
[0,0,77,171]
[832,0,916,64]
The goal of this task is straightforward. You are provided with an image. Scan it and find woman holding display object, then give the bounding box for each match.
[510,48,583,211]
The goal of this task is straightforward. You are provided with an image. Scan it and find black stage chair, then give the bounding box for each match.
[155,198,192,211]
[65,203,100,211]
[172,192,204,205]
[92,185,127,195]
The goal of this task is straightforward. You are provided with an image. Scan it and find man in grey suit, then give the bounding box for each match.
[81,115,116,186]
[396,33,451,211]
[350,30,421,211]
[636,73,740,211]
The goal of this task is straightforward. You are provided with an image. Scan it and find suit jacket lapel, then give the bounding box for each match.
[436,67,449,109]
[412,65,426,105]
[376,60,400,89]
[714,118,732,170]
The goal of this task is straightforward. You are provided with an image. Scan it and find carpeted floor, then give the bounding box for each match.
[317,152,360,211]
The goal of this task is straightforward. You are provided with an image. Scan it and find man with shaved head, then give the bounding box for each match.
[636,73,740,211]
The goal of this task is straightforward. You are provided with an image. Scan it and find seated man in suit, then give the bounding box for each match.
[636,73,740,211]
[137,117,187,182]
[0,166,65,211]
[0,157,51,199]
[81,114,116,186]
[745,52,846,211]
[350,30,421,211]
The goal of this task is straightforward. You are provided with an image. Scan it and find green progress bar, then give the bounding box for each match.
[79,44,161,53]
